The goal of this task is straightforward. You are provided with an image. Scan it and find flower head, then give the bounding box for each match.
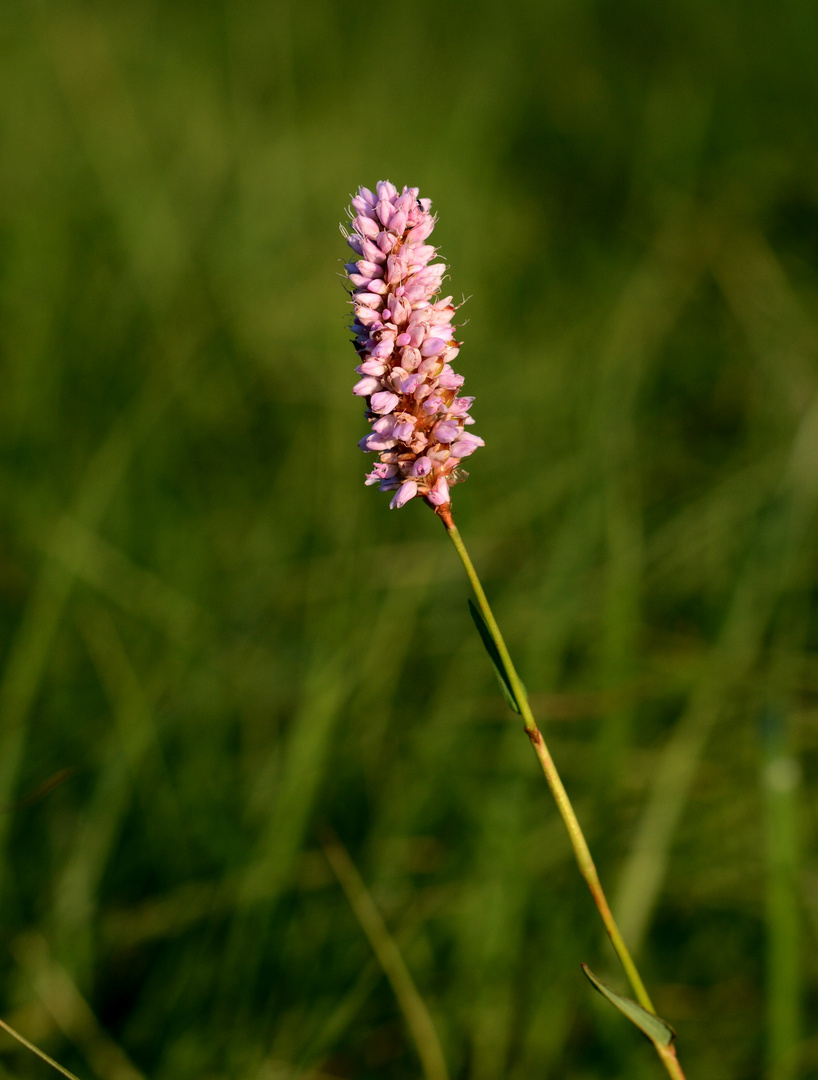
[343,181,483,509]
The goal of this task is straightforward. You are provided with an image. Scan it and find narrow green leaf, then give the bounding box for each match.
[467,599,525,714]
[581,964,675,1048]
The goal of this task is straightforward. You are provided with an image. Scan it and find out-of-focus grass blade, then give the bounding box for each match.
[0,1016,83,1080]
[467,600,525,714]
[322,831,449,1080]
[761,705,802,1080]
[581,964,675,1048]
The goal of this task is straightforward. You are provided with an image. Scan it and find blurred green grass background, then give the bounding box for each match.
[2,0,818,1077]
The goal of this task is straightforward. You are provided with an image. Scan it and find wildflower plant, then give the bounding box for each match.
[344,181,483,512]
[343,182,688,1080]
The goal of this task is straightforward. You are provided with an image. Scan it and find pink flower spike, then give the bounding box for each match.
[343,182,484,510]
[390,480,418,509]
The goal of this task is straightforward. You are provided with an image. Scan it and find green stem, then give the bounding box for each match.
[438,508,685,1079]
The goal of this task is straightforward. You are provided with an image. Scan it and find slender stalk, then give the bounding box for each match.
[656,1044,687,1080]
[436,505,686,1079]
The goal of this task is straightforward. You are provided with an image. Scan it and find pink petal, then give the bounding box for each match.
[390,480,418,509]
[352,376,381,397]
[426,477,450,505]
[370,391,400,415]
